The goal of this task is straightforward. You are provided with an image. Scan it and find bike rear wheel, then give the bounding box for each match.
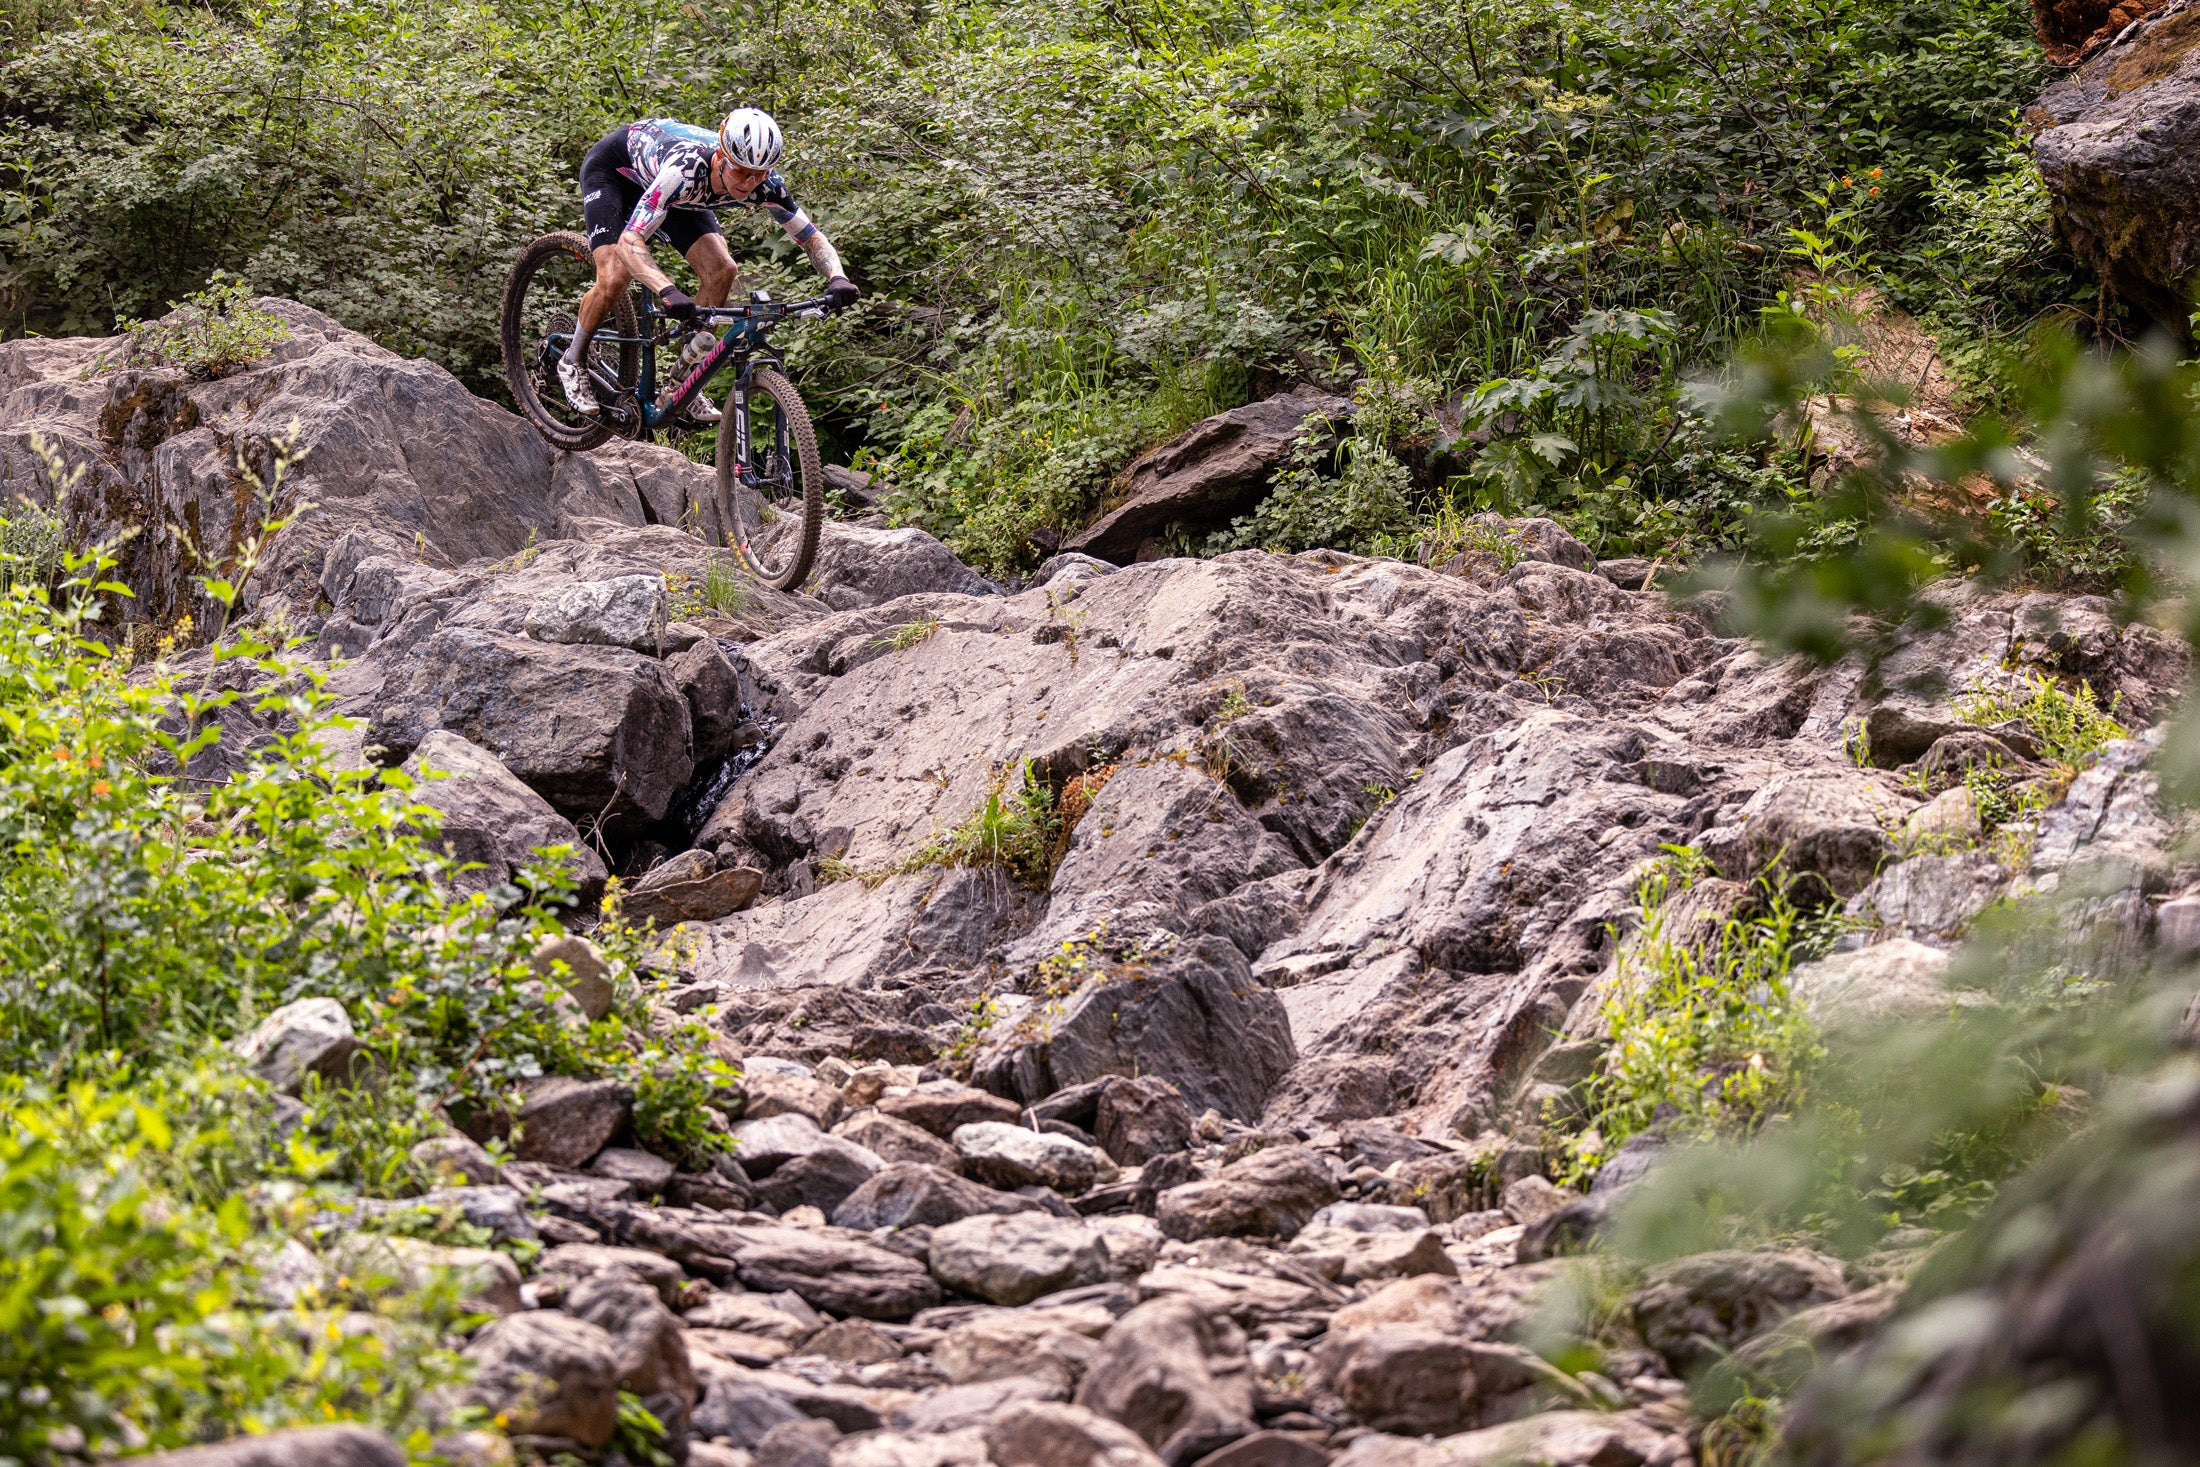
[716,366,823,591]
[500,231,640,451]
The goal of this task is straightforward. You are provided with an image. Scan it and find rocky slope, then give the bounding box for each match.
[6,304,2198,1467]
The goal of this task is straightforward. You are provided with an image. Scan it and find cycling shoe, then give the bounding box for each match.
[556,357,600,415]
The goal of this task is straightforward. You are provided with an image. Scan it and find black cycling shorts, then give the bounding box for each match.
[579,126,724,255]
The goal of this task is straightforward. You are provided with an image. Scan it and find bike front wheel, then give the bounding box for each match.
[500,231,640,451]
[715,367,823,592]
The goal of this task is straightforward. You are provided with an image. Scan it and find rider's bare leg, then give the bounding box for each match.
[564,243,635,366]
[685,235,739,308]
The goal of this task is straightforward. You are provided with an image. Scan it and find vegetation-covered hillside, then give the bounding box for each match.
[3,0,2086,574]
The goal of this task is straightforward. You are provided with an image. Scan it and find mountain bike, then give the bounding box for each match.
[499,230,827,590]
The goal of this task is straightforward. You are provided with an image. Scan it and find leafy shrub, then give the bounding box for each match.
[0,533,732,1185]
[1563,854,1828,1183]
[110,280,291,380]
[0,1080,469,1465]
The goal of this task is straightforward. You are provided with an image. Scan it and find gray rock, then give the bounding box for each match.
[513,1075,633,1168]
[564,1272,699,1443]
[463,1312,622,1446]
[1787,939,1966,1028]
[525,573,669,652]
[732,1112,883,1176]
[953,1122,1114,1194]
[1629,1248,1849,1374]
[807,523,995,611]
[751,1137,882,1214]
[1285,1226,1456,1286]
[124,1427,404,1467]
[367,627,694,827]
[408,1133,502,1187]
[2033,0,2200,321]
[327,1233,524,1314]
[403,730,608,901]
[588,1146,676,1196]
[1064,389,1353,562]
[1155,1146,1339,1241]
[623,866,764,928]
[878,1080,1024,1137]
[1074,1298,1257,1465]
[354,1184,538,1244]
[751,1419,839,1467]
[834,1110,965,1172]
[1093,1077,1196,1165]
[1316,1326,1479,1437]
[1697,767,1910,901]
[693,1373,806,1449]
[232,997,361,1096]
[983,1401,1166,1467]
[929,1212,1111,1306]
[1029,552,1117,589]
[973,940,1296,1125]
[1846,851,2009,946]
[730,1226,944,1319]
[1308,1201,1431,1233]
[742,1072,848,1130]
[1193,1433,1329,1467]
[830,1163,1040,1231]
[669,638,747,765]
[1500,1175,1575,1227]
[535,1242,689,1306]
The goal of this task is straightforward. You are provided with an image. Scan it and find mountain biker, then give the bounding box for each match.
[560,107,859,423]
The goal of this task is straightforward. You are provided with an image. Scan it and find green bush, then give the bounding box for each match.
[0,532,733,1186]
[0,1080,469,1466]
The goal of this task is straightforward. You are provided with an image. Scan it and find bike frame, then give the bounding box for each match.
[545,291,829,442]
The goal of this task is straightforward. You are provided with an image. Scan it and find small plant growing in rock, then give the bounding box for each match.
[1956,667,2126,768]
[880,613,940,650]
[105,278,291,380]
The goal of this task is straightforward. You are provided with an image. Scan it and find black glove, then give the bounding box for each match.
[657,286,697,323]
[825,276,861,312]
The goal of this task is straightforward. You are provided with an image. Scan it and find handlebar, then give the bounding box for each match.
[691,295,835,324]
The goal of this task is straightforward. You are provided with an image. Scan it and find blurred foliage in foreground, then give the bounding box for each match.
[1537,327,2200,1464]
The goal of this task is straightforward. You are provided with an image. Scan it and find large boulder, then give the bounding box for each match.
[879,1080,1025,1137]
[2031,0,2200,323]
[972,939,1296,1124]
[729,1226,944,1319]
[1155,1145,1339,1241]
[1064,389,1354,562]
[402,730,608,900]
[1696,767,1911,901]
[1629,1248,1850,1375]
[463,1312,622,1446]
[952,1122,1115,1193]
[511,1076,632,1168]
[928,1212,1112,1305]
[829,1163,1039,1231]
[983,1401,1167,1467]
[806,522,996,610]
[562,1273,699,1442]
[1074,1298,1257,1464]
[524,574,669,652]
[366,627,694,825]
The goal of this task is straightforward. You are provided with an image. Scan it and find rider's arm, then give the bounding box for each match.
[766,201,846,282]
[619,164,690,297]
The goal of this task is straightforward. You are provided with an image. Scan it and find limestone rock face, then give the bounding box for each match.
[403,729,608,900]
[2032,0,2200,322]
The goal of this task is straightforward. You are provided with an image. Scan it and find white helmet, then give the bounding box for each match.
[718,107,785,169]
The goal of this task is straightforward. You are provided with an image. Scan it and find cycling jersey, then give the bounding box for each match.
[607,119,844,280]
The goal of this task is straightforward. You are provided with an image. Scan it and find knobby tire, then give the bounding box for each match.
[717,367,823,592]
[500,231,638,452]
